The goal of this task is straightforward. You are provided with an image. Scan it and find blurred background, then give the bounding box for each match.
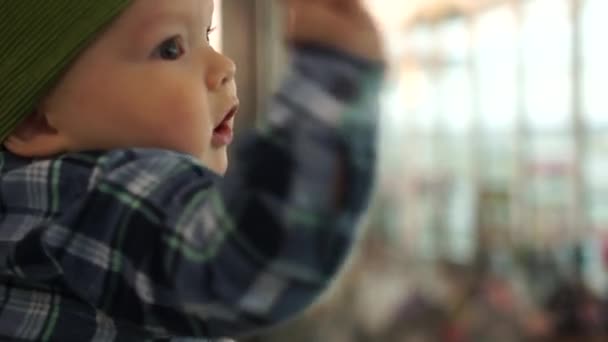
[216,0,608,340]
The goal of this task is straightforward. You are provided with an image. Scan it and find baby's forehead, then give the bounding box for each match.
[118,0,214,30]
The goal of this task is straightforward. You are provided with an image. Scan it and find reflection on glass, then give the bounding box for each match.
[522,0,572,132]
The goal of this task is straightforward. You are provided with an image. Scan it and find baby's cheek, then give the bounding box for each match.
[166,110,212,155]
[149,84,211,154]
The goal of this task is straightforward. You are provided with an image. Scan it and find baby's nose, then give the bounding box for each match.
[206,50,236,90]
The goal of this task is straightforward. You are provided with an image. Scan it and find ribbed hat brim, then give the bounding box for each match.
[0,0,132,141]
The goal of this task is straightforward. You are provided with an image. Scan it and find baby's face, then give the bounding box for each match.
[42,0,238,174]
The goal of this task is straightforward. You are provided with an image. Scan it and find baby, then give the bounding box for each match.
[0,0,384,341]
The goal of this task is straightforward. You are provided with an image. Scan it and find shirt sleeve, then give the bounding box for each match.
[8,45,385,339]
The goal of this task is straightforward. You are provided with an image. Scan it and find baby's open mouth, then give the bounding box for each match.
[211,106,238,148]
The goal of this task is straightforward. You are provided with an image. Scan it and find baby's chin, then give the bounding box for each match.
[198,149,229,175]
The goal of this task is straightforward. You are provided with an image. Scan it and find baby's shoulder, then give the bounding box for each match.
[1,147,214,198]
[79,148,216,189]
[94,148,203,173]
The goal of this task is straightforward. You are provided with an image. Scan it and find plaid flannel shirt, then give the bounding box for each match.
[0,46,383,341]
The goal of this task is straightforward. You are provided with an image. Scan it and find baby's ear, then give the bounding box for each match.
[3,111,70,157]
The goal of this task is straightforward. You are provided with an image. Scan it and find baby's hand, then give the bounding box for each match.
[283,0,385,63]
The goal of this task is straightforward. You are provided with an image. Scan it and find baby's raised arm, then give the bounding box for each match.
[284,0,384,62]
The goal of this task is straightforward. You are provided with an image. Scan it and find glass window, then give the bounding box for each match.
[407,24,435,62]
[585,135,608,230]
[437,18,469,64]
[402,25,438,135]
[409,69,439,135]
[520,0,575,234]
[473,5,518,191]
[210,0,223,51]
[437,18,472,136]
[434,18,476,263]
[437,67,473,136]
[473,5,518,133]
[582,0,608,230]
[582,0,608,129]
[521,0,572,133]
[435,18,473,175]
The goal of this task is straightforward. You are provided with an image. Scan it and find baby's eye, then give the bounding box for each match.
[154,36,185,60]
[206,26,216,43]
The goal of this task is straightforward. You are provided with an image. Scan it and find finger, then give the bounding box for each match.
[327,0,365,11]
[284,2,344,43]
[280,1,326,38]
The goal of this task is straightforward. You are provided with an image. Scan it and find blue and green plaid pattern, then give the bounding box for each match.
[0,47,383,341]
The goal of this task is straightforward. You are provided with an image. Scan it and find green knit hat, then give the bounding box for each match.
[0,0,132,142]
